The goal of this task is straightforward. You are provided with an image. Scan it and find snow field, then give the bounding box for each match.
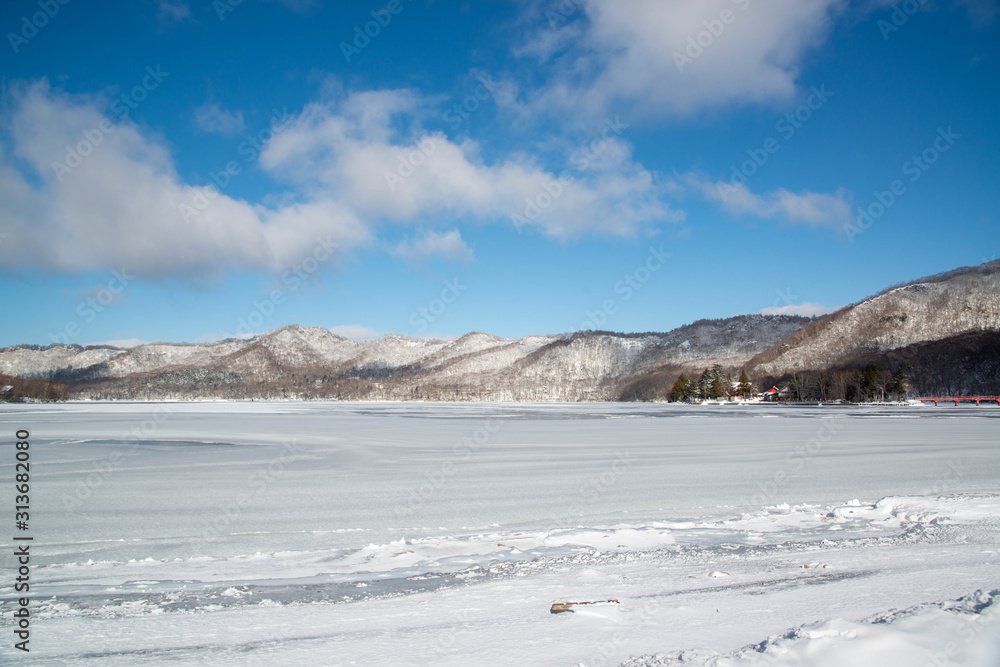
[0,401,998,665]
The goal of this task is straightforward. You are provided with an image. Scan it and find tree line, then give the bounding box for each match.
[668,364,753,401]
[666,363,911,403]
[0,373,67,402]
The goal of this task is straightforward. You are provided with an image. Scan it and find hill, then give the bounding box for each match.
[0,315,810,401]
[745,260,1000,397]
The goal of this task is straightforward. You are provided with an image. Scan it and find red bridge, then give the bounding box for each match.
[916,396,1000,406]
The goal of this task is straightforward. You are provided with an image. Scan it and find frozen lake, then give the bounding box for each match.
[1,401,999,666]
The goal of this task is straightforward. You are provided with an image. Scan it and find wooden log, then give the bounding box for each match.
[550,599,619,614]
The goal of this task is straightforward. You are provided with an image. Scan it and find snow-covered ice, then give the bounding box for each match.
[1,401,998,665]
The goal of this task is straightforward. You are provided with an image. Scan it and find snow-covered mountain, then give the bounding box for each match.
[5,261,996,401]
[747,260,1000,376]
[0,315,810,401]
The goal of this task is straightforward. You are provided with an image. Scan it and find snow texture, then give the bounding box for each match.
[0,401,998,666]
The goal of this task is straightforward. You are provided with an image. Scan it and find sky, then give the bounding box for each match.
[0,0,997,348]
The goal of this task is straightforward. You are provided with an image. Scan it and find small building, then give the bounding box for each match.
[762,386,781,402]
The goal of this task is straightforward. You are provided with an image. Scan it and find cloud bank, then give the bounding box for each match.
[518,0,845,118]
[0,0,887,282]
[0,81,369,279]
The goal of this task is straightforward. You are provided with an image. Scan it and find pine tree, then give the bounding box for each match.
[710,375,726,399]
[697,369,711,400]
[737,369,752,397]
[860,364,881,401]
[669,373,688,402]
[891,368,910,400]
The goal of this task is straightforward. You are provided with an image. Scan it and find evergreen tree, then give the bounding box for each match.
[891,368,910,400]
[737,369,752,397]
[697,369,712,400]
[860,364,881,401]
[669,373,688,402]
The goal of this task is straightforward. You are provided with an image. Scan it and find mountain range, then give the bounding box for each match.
[2,260,998,401]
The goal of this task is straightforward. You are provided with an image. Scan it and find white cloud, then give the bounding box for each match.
[392,229,474,267]
[0,80,369,279]
[760,302,838,317]
[682,174,852,228]
[0,80,682,282]
[156,0,191,24]
[519,0,844,119]
[193,102,246,136]
[261,88,681,237]
[328,325,379,340]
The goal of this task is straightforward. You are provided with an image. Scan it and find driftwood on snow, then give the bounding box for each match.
[550,599,619,614]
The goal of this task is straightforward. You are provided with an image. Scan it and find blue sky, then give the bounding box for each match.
[1,0,997,347]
